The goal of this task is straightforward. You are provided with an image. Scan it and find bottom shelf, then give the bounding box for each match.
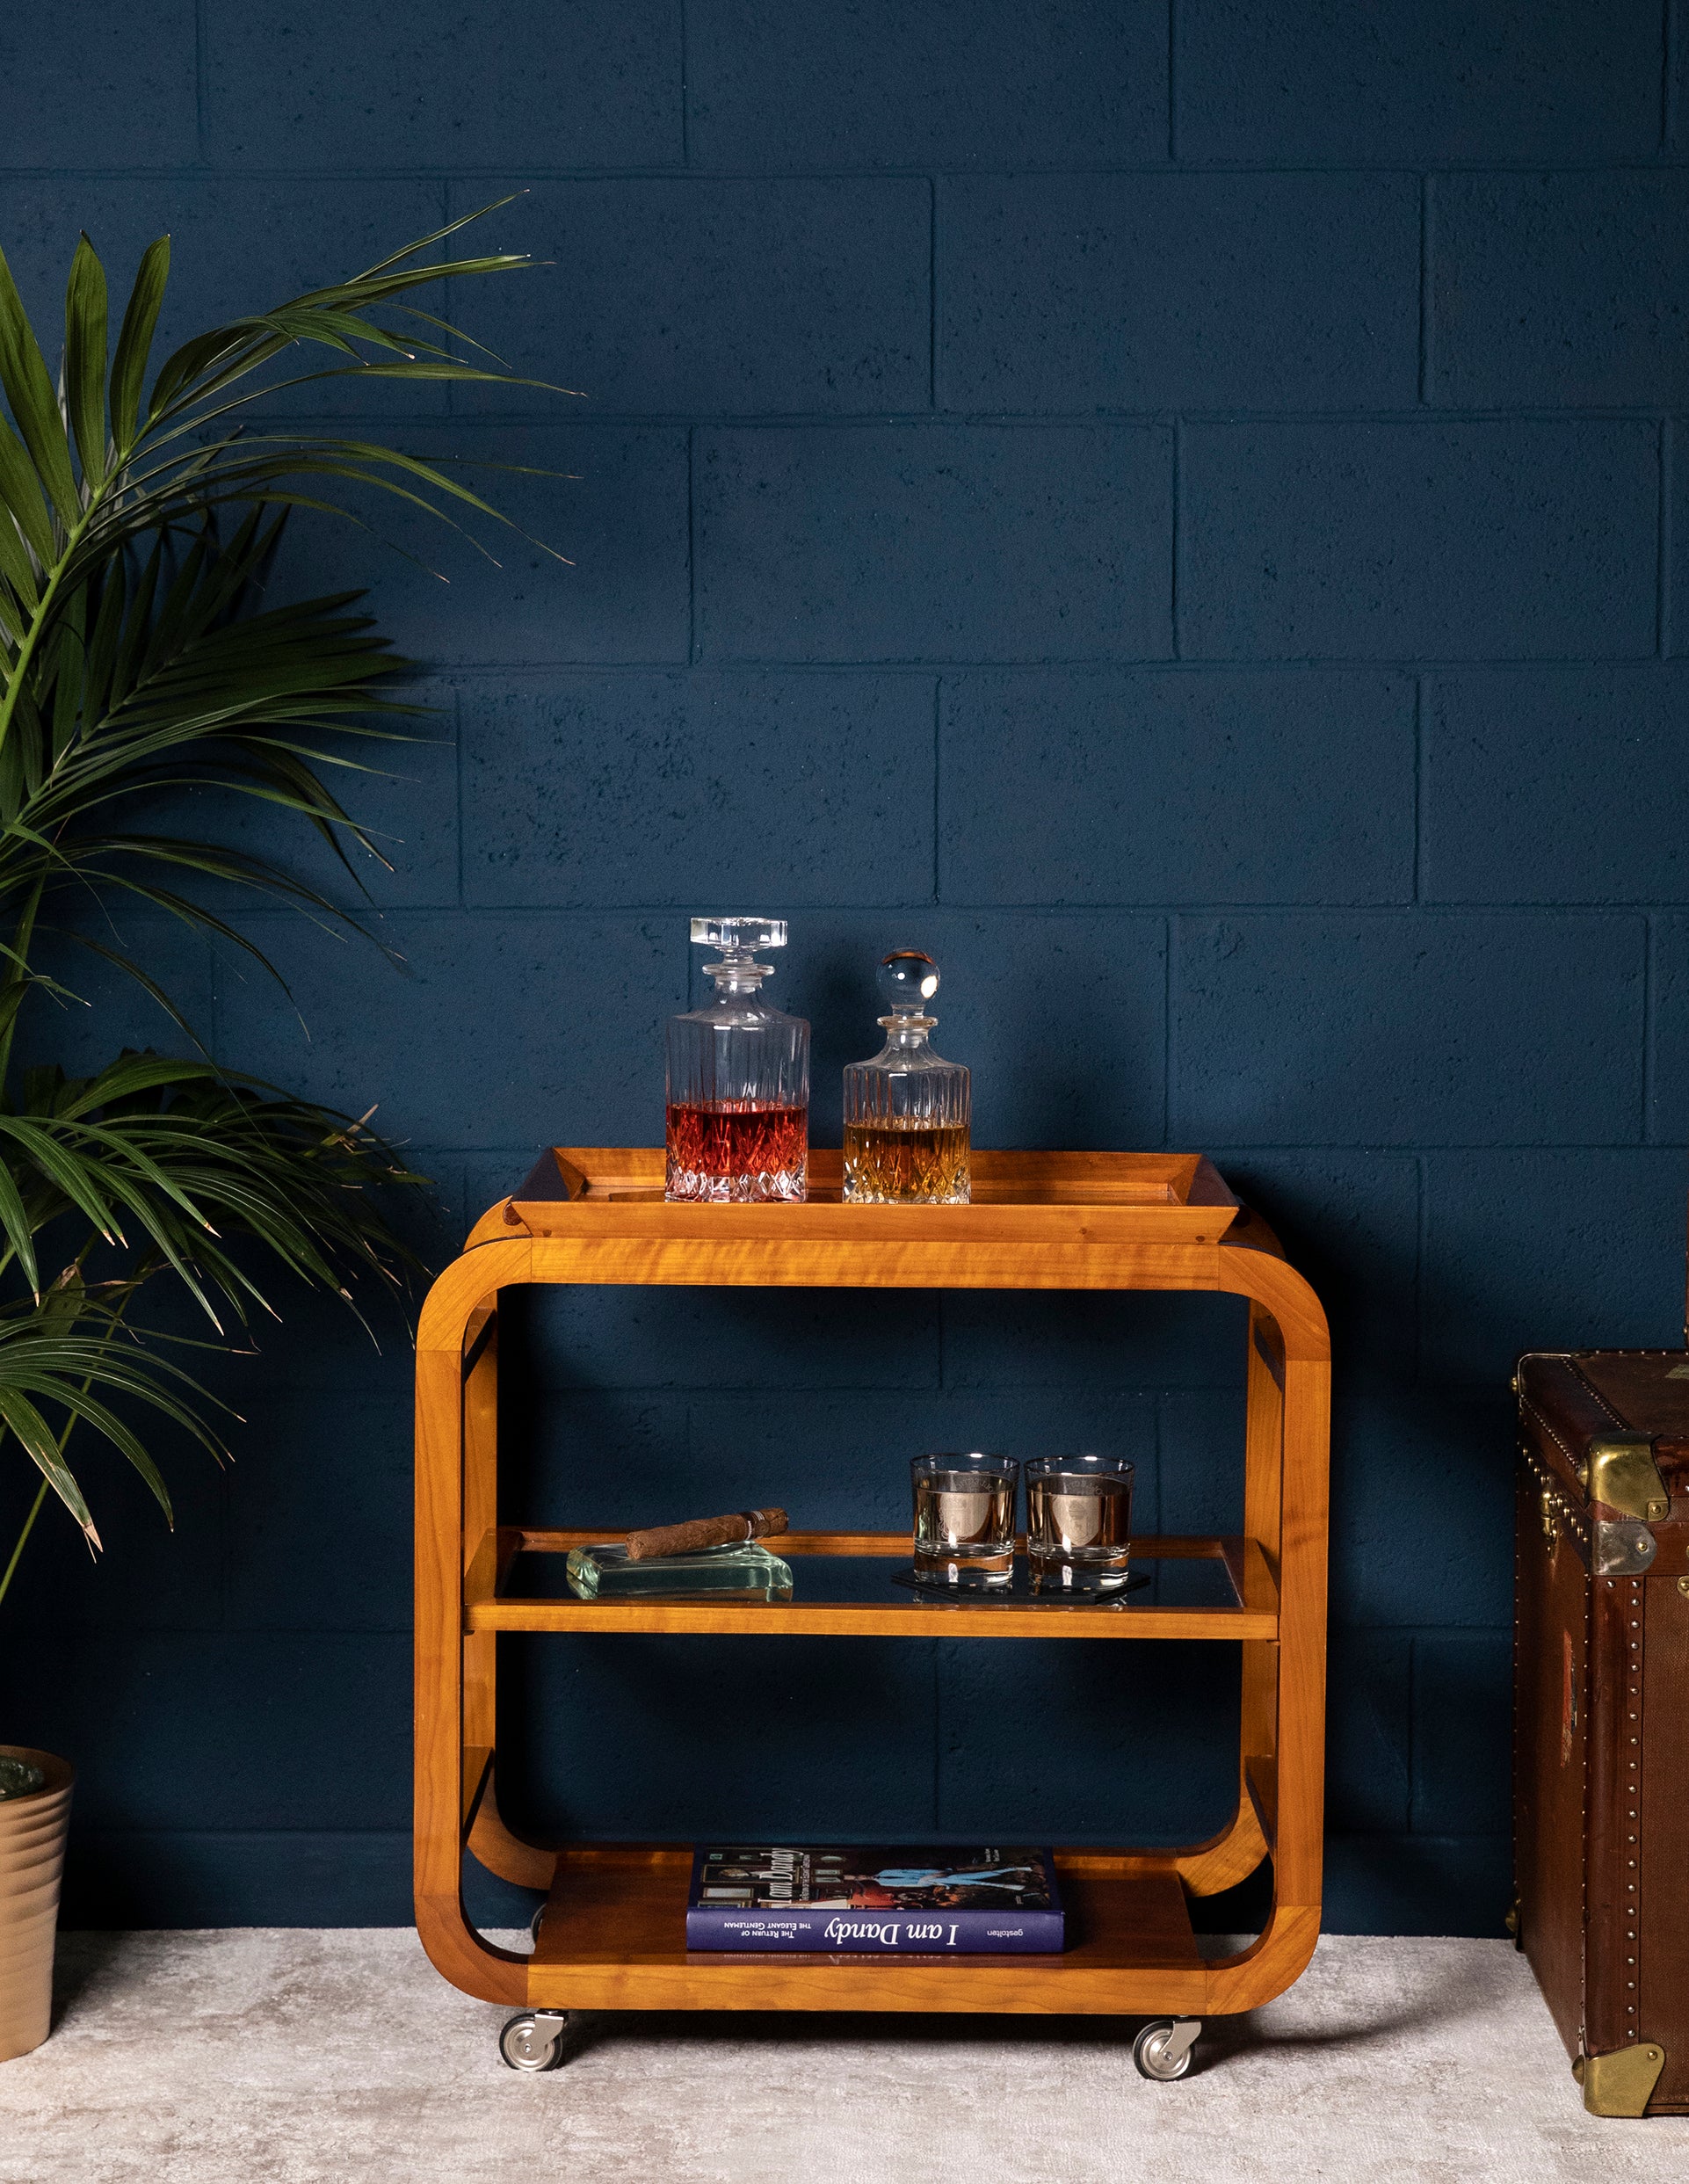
[526,1844,1211,2014]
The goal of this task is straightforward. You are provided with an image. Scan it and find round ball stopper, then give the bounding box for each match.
[878,949,939,1013]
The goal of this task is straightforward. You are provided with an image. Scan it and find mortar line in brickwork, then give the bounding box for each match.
[931,678,941,903]
[685,424,697,664]
[1412,1149,1430,1388]
[234,897,1678,921]
[678,0,690,166]
[414,656,1676,678]
[452,687,464,908]
[1417,176,1432,403]
[435,178,456,419]
[428,659,1675,682]
[23,158,1689,183]
[1410,1151,1424,1382]
[1166,0,1178,162]
[1644,913,1657,1139]
[256,405,1678,430]
[1659,417,1672,656]
[1170,417,1182,658]
[927,177,938,410]
[1411,677,1424,902]
[1162,916,1174,1147]
[193,0,207,163]
[270,903,1687,928]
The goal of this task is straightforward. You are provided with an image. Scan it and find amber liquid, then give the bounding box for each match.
[912,1472,1015,1586]
[665,1100,808,1202]
[1026,1475,1132,1592]
[843,1120,970,1205]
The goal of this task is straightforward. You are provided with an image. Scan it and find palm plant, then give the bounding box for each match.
[0,205,554,1605]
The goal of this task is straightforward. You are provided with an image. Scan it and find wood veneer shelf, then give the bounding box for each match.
[525,1847,1214,2015]
[498,1147,1244,1248]
[415,1149,1331,2030]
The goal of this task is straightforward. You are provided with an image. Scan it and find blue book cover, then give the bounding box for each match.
[685,1845,1065,1954]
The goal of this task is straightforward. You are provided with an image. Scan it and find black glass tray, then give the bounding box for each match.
[504,1550,1240,1613]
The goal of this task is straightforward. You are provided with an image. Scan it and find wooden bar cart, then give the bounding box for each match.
[414,1149,1331,2076]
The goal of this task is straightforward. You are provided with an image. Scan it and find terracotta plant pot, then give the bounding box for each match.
[0,1745,74,2061]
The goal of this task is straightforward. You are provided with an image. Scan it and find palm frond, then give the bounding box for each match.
[0,1051,431,1542]
[0,1279,230,1544]
[0,389,481,1039]
[0,207,543,1579]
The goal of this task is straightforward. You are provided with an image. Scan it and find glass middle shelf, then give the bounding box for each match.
[463,1530,1278,1642]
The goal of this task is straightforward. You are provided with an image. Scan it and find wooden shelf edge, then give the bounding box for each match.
[472,1601,1278,1640]
[497,1527,1261,1564]
[463,1528,1278,1640]
[524,1959,1214,2014]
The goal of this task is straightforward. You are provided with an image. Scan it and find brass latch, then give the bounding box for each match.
[1579,1438,1670,1523]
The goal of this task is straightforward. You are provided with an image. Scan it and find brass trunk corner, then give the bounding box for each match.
[1580,1439,1671,1523]
[1573,2043,1667,2117]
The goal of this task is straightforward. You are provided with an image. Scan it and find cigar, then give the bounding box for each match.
[623,1507,788,1562]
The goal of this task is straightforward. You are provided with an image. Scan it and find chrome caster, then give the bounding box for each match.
[1134,2018,1200,2082]
[498,2010,571,2072]
[529,1905,546,1948]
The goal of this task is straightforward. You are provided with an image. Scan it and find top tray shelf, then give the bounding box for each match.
[503,1148,1242,1247]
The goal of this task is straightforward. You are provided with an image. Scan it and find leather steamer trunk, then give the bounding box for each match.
[1514,1351,1689,2117]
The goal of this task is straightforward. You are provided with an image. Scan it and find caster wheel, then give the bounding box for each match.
[530,1905,546,1948]
[499,2011,570,2072]
[1134,2018,1200,2082]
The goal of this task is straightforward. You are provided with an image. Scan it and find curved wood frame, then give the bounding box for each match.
[414,1151,1330,2016]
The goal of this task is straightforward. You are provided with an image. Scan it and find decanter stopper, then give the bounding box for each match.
[842,949,971,1205]
[665,915,809,1202]
[691,914,788,966]
[877,948,940,1018]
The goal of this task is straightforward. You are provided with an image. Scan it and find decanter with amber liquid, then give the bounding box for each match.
[665,917,809,1201]
[842,950,970,1204]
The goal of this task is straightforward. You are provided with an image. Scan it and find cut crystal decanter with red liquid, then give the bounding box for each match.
[665,917,809,1201]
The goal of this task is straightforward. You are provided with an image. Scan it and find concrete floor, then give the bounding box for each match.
[0,1930,1685,2182]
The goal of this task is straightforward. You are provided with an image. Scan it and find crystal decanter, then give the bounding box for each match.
[842,949,970,1204]
[665,917,810,1201]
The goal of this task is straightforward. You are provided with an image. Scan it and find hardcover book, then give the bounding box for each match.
[685,1845,1064,1954]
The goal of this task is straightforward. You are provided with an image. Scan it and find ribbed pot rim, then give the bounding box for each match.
[0,1745,75,1806]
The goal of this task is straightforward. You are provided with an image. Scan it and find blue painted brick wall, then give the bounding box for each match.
[2,0,1685,1939]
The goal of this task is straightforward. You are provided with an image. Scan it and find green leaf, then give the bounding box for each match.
[0,1385,100,1543]
[0,1154,40,1296]
[348,192,528,280]
[64,235,110,490]
[0,243,80,524]
[0,410,54,569]
[109,237,171,453]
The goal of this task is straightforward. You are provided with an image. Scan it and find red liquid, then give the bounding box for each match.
[665,1101,808,1202]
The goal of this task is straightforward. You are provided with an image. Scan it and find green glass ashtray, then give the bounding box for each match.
[0,1756,45,1801]
[566,1539,794,1601]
